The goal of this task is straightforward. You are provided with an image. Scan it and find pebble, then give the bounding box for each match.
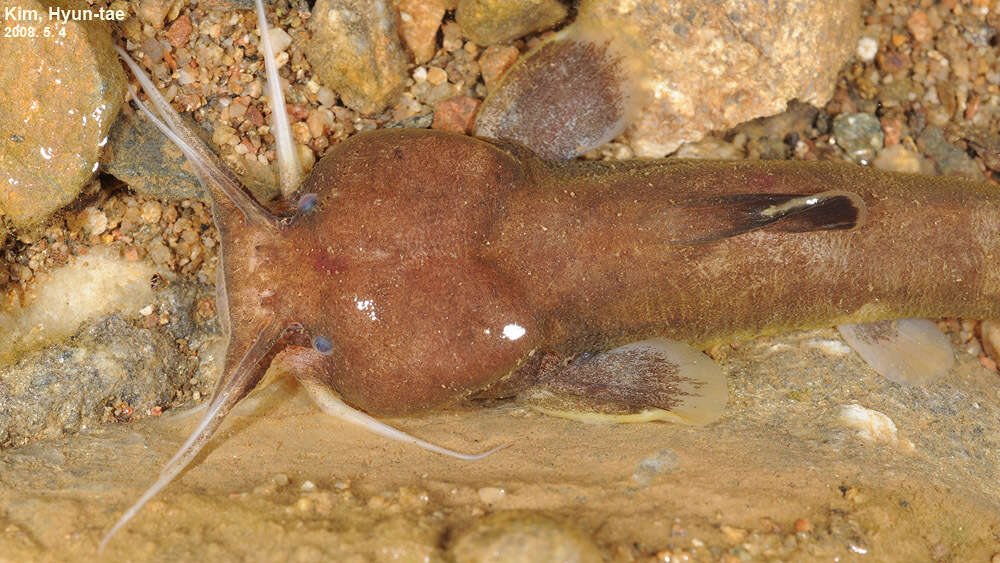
[449,511,603,563]
[476,486,506,504]
[832,112,884,164]
[305,0,409,114]
[136,0,169,28]
[478,45,520,90]
[980,320,1000,362]
[426,66,449,86]
[81,208,108,236]
[793,518,812,533]
[917,126,986,181]
[856,37,879,62]
[456,0,568,46]
[838,404,903,446]
[720,525,747,543]
[141,202,163,224]
[166,14,193,48]
[267,27,292,54]
[300,480,317,492]
[906,9,934,43]
[432,96,481,134]
[871,144,933,174]
[397,0,447,64]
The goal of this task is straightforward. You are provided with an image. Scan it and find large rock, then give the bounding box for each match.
[578,0,861,157]
[0,280,219,448]
[456,0,568,46]
[0,0,126,227]
[306,0,409,115]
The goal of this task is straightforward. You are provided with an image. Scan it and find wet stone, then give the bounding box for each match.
[456,0,568,46]
[431,96,481,134]
[833,113,884,164]
[0,295,211,448]
[449,511,603,563]
[396,0,447,64]
[917,126,986,181]
[872,144,934,175]
[102,107,206,201]
[306,0,409,115]
[579,0,862,157]
[478,45,520,91]
[0,0,126,228]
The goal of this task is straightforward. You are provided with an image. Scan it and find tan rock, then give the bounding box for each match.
[432,96,481,134]
[579,0,862,157]
[0,0,126,228]
[478,45,520,90]
[456,0,568,46]
[306,0,409,115]
[449,511,603,563]
[395,0,446,64]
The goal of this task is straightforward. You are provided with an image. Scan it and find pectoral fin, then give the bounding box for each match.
[838,319,954,386]
[663,190,866,244]
[474,21,646,160]
[519,339,728,425]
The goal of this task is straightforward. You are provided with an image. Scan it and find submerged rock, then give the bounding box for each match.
[102,107,205,201]
[396,0,447,64]
[0,0,126,227]
[578,0,862,157]
[306,0,409,115]
[0,279,219,448]
[456,0,568,46]
[449,511,603,563]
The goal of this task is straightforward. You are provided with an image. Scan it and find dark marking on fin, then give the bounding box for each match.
[663,190,866,244]
[518,339,727,425]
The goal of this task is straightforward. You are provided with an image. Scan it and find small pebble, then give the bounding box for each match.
[833,113,884,164]
[906,9,933,43]
[432,96,481,134]
[269,473,290,487]
[81,208,108,236]
[793,518,812,533]
[477,486,506,504]
[426,66,448,86]
[720,525,747,543]
[300,480,317,492]
[856,37,878,62]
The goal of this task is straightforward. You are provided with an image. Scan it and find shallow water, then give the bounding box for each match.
[2,328,998,561]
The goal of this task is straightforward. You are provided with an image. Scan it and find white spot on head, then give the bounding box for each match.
[355,297,377,321]
[502,323,525,341]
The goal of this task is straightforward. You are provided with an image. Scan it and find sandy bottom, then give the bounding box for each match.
[2,329,999,562]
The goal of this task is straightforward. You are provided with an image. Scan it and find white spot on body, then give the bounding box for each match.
[355,298,377,321]
[502,323,525,340]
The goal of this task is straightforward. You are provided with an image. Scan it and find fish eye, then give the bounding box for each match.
[297,193,318,212]
[312,335,333,355]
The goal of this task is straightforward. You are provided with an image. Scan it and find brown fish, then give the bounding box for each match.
[100,2,1000,548]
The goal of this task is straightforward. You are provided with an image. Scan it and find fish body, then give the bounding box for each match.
[231,128,1000,416]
